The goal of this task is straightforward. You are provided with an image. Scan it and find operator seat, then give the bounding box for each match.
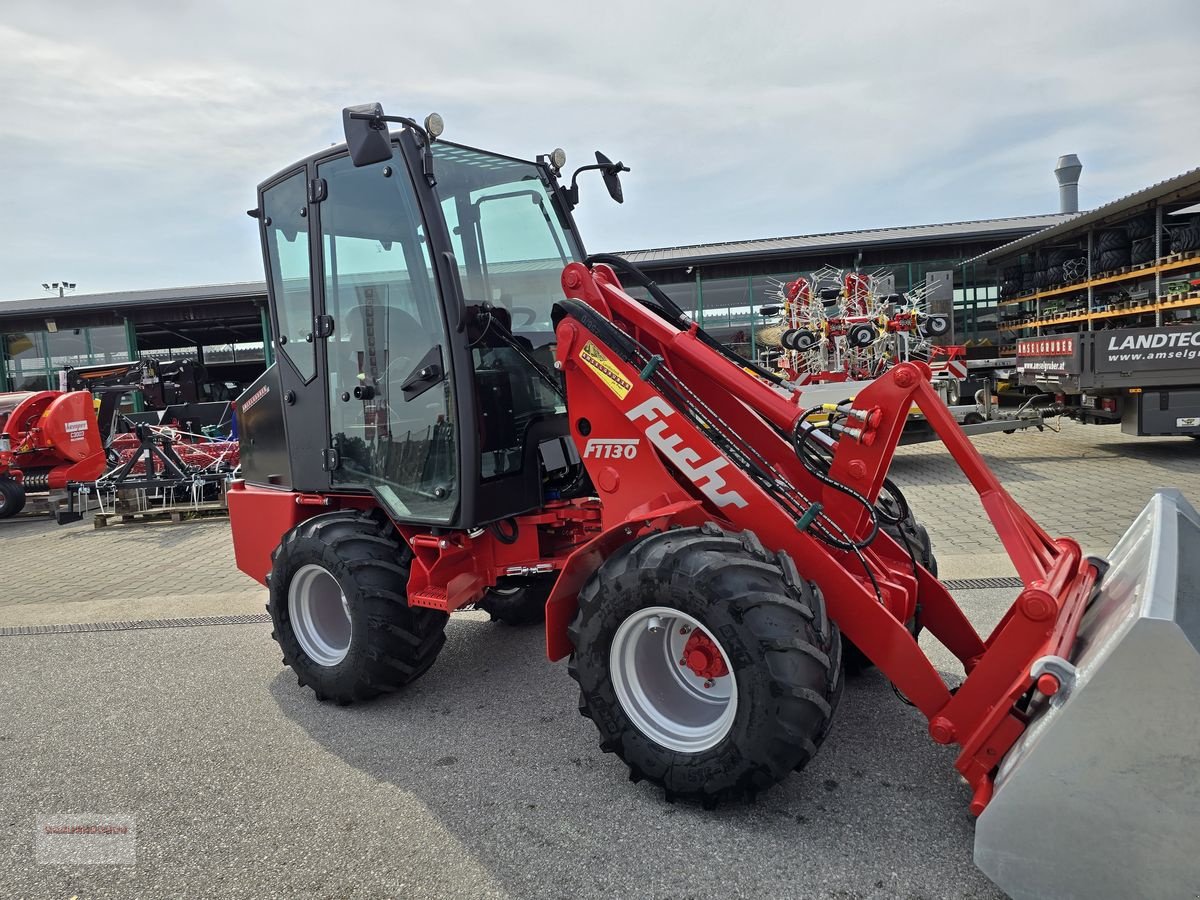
[334,302,445,440]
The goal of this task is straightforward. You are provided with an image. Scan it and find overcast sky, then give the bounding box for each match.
[2,0,1198,301]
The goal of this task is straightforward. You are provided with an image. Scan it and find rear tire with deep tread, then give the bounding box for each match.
[0,478,26,519]
[267,509,448,703]
[568,524,842,805]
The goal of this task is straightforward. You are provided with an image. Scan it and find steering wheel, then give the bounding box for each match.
[508,305,540,328]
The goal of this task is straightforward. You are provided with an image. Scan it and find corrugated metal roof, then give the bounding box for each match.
[613,214,1075,267]
[0,280,267,319]
[967,165,1200,266]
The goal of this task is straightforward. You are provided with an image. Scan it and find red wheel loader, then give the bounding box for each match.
[0,390,107,518]
[227,104,1200,900]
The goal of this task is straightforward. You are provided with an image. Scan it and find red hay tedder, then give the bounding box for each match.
[226,104,1200,900]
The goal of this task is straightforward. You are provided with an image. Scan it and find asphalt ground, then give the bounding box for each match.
[1,597,1016,900]
[2,420,1198,899]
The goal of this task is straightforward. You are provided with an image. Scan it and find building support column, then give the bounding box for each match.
[747,275,757,361]
[1154,202,1164,326]
[124,316,144,412]
[1086,229,1095,331]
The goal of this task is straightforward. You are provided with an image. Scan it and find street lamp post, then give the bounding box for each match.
[41,281,77,298]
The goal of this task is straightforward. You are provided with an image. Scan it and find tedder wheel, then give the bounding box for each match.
[477,576,554,625]
[267,509,448,704]
[0,478,26,519]
[569,524,843,805]
[842,499,937,674]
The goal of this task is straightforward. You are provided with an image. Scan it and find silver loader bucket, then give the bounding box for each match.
[975,489,1200,900]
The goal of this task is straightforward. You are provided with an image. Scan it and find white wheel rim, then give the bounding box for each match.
[609,606,738,753]
[288,564,352,667]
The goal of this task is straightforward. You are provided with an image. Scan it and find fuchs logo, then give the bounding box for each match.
[625,396,748,509]
[583,438,639,460]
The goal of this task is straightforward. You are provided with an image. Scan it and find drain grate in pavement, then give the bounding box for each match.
[0,613,270,637]
[942,576,1024,590]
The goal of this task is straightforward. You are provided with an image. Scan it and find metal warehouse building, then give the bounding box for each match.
[0,213,1071,394]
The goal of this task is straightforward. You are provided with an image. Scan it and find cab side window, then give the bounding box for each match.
[262,171,315,382]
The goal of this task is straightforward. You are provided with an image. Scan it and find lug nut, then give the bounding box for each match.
[679,626,691,635]
[703,679,714,689]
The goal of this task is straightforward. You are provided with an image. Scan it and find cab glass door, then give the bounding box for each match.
[318,152,457,523]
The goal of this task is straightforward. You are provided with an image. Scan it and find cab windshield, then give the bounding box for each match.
[433,144,584,342]
[433,144,582,481]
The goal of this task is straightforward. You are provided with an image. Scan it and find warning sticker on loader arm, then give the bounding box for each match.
[579,341,632,400]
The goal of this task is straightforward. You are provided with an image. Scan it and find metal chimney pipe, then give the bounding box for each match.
[1055,154,1082,213]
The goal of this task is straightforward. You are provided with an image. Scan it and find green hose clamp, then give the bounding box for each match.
[796,503,823,531]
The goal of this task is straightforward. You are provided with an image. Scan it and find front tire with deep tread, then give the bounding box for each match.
[268,509,448,704]
[569,524,842,805]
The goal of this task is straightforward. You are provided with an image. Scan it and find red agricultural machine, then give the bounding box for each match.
[228,104,1199,900]
[0,390,106,518]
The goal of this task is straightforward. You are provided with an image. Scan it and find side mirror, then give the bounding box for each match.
[565,153,631,209]
[596,152,628,204]
[342,103,394,168]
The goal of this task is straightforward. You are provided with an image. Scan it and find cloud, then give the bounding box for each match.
[1,0,1198,299]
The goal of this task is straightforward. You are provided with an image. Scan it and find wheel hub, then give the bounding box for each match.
[609,606,737,753]
[287,563,352,667]
[683,631,729,680]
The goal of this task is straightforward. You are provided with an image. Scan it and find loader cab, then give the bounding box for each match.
[248,116,595,528]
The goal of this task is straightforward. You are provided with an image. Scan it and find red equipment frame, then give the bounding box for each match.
[229,261,1098,815]
[0,391,106,490]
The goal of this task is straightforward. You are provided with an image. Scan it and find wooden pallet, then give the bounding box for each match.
[11,493,68,519]
[1162,251,1199,265]
[93,500,229,528]
[1163,290,1200,303]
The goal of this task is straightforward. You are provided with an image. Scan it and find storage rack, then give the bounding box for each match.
[980,173,1200,356]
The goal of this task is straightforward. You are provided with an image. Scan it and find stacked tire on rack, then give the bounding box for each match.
[1000,265,1024,299]
[1131,237,1156,266]
[1095,227,1130,273]
[1169,215,1200,254]
[1044,248,1087,287]
[1126,214,1158,266]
